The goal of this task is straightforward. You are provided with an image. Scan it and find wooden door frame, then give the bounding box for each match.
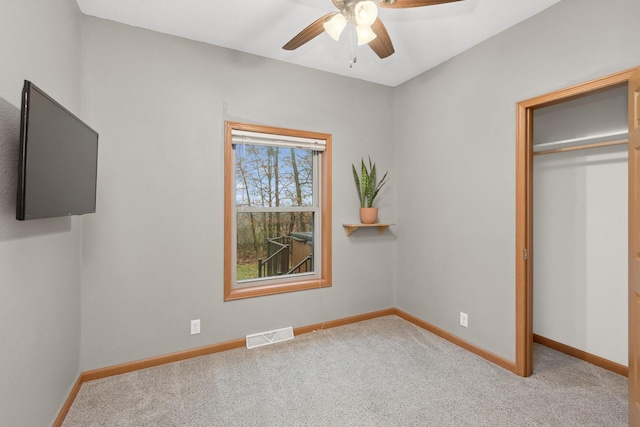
[515,67,639,377]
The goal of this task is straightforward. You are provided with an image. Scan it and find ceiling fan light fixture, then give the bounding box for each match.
[354,1,378,26]
[356,24,377,45]
[323,13,347,41]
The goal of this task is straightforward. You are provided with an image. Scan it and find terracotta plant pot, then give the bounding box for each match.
[359,207,378,224]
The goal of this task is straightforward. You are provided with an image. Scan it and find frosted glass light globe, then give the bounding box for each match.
[356,24,377,45]
[354,1,378,26]
[323,13,347,41]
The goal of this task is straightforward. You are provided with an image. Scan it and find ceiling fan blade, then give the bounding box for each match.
[283,13,334,51]
[368,18,394,59]
[379,0,462,8]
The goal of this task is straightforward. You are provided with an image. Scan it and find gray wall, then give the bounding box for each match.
[79,17,396,370]
[0,1,84,426]
[394,0,640,361]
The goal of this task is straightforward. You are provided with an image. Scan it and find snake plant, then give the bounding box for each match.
[352,157,389,208]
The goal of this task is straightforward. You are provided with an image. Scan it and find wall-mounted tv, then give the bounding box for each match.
[16,80,99,221]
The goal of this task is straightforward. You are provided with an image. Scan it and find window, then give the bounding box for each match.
[224,122,332,300]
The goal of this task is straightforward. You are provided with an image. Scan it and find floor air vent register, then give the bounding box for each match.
[246,326,294,349]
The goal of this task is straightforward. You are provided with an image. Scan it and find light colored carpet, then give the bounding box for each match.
[62,315,627,426]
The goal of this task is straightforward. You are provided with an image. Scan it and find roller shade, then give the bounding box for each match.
[232,129,326,152]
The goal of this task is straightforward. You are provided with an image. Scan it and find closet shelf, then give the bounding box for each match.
[533,138,628,156]
[534,130,627,148]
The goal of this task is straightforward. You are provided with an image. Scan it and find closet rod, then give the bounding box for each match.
[533,138,628,156]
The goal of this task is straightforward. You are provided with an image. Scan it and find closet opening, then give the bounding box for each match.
[532,84,628,376]
[515,68,639,378]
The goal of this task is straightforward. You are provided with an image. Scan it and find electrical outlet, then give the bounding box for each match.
[191,319,200,335]
[460,312,468,328]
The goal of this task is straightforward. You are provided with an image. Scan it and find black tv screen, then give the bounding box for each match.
[16,81,98,220]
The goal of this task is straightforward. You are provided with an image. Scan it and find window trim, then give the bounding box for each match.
[224,121,332,301]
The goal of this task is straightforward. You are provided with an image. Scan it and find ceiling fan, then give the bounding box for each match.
[283,0,462,60]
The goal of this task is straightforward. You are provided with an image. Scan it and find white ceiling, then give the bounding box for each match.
[75,0,563,87]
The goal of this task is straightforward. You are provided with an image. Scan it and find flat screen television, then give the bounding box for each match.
[16,80,99,220]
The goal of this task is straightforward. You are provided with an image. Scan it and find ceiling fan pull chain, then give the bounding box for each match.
[349,23,357,68]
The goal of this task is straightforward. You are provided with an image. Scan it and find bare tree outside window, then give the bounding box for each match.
[235,145,314,281]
